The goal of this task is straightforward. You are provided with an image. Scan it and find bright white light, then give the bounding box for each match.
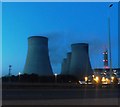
[18,72,21,75]
[102,77,106,82]
[84,76,88,82]
[111,76,114,80]
[104,72,106,75]
[55,73,57,76]
[113,70,116,73]
[78,81,82,84]
[96,76,99,81]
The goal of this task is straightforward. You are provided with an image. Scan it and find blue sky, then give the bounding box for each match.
[2,2,118,76]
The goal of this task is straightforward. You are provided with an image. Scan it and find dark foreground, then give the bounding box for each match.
[2,83,120,107]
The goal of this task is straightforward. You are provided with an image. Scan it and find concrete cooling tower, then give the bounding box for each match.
[61,52,72,75]
[61,58,67,75]
[23,36,53,76]
[69,43,92,80]
[66,52,72,74]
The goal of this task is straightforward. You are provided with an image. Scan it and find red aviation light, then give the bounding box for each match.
[105,60,108,62]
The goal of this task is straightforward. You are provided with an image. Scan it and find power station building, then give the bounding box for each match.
[61,43,93,80]
[94,68,120,78]
[23,36,53,76]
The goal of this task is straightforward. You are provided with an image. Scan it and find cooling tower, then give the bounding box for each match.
[66,52,72,74]
[69,43,92,80]
[23,36,53,76]
[61,58,67,75]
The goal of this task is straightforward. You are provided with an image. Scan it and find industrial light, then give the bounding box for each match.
[96,76,99,81]
[92,75,94,78]
[102,77,106,82]
[111,76,114,80]
[78,81,82,84]
[105,78,111,84]
[84,76,88,82]
[104,72,106,75]
[106,78,109,81]
[111,76,114,82]
[94,76,100,83]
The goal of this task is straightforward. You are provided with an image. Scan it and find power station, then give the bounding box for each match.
[23,36,93,79]
[61,43,93,80]
[23,36,53,76]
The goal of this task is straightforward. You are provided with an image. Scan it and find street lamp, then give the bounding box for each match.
[18,72,21,81]
[54,73,57,83]
[108,4,113,79]
[8,65,12,82]
[8,65,12,77]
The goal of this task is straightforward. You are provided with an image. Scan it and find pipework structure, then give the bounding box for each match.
[23,36,53,76]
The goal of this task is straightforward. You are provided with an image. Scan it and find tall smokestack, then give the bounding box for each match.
[61,58,67,75]
[69,43,92,80]
[23,36,53,76]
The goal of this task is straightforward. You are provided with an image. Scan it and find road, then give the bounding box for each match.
[2,83,120,106]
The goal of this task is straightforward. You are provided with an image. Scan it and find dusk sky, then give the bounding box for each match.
[2,2,118,76]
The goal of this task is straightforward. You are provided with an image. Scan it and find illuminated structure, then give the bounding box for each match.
[69,43,93,80]
[94,68,120,77]
[23,36,53,76]
[103,50,109,69]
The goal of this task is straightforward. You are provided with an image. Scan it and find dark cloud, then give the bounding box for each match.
[45,31,109,73]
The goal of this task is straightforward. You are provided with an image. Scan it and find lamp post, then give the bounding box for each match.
[8,65,12,82]
[18,72,21,81]
[108,4,113,78]
[54,73,57,83]
[8,65,12,76]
